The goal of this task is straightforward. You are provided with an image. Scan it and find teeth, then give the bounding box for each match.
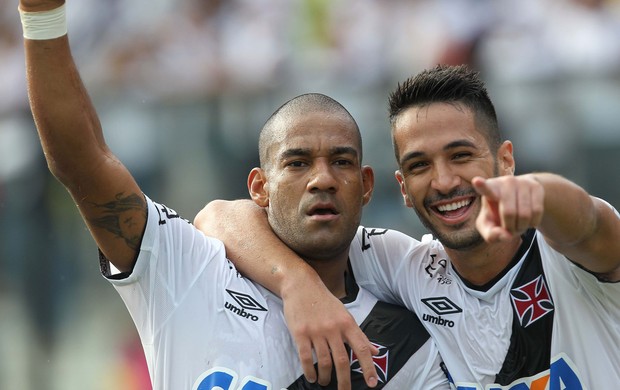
[437,200,470,212]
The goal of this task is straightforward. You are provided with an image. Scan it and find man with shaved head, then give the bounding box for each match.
[18,1,448,387]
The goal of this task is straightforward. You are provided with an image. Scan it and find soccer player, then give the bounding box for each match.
[196,65,620,389]
[18,1,449,388]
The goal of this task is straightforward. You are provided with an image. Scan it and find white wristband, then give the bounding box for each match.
[19,4,68,40]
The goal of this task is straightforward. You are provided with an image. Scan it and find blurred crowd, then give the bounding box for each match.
[1,0,620,389]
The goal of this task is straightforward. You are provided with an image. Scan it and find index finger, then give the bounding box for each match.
[342,329,379,388]
[472,176,497,199]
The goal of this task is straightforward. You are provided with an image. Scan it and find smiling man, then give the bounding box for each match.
[392,101,506,252]
[196,65,620,389]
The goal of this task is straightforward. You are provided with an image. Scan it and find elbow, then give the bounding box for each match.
[194,199,236,228]
[44,146,115,190]
[46,155,75,186]
[194,199,261,236]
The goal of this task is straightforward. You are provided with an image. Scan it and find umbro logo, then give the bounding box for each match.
[421,297,462,328]
[421,297,462,315]
[225,289,267,322]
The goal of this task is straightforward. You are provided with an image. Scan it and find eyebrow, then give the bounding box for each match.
[280,146,359,160]
[400,139,478,163]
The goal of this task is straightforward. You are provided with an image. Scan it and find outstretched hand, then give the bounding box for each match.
[281,276,379,389]
[473,175,545,242]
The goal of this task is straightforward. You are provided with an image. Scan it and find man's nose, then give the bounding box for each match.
[431,162,460,193]
[308,161,338,192]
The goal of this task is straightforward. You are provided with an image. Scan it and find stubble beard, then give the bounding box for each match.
[271,216,356,261]
[408,155,501,251]
[413,205,484,251]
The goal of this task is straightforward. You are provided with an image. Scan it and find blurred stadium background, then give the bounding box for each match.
[1,0,619,388]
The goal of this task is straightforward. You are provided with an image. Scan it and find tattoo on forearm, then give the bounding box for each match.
[88,193,146,250]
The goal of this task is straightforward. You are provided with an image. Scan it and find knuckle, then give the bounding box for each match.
[299,352,313,365]
[358,342,371,352]
[291,325,310,338]
[517,209,532,220]
[328,316,350,330]
[317,358,332,370]
[333,353,349,366]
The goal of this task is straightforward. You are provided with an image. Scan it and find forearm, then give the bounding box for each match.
[195,200,323,297]
[23,15,107,185]
[535,173,595,245]
[195,200,379,387]
[535,173,620,276]
[20,2,146,271]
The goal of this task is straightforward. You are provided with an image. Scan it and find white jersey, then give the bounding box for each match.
[101,197,449,390]
[349,202,620,390]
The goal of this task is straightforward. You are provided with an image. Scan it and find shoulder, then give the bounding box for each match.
[352,226,442,258]
[127,196,227,277]
[354,225,428,247]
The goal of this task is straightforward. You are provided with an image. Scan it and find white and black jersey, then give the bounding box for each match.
[100,197,449,390]
[349,201,620,390]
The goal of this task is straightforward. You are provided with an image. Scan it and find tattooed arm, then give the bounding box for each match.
[21,0,145,272]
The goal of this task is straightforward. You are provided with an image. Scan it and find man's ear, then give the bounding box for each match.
[361,165,375,206]
[394,169,413,208]
[498,140,515,175]
[248,168,269,207]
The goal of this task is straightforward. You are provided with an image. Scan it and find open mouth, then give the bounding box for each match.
[432,198,473,219]
[307,203,339,219]
[310,208,337,215]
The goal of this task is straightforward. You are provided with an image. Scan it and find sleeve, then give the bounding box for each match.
[100,196,228,343]
[541,198,620,291]
[348,226,431,308]
[537,218,620,383]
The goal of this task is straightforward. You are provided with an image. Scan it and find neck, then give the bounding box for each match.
[305,255,350,299]
[445,236,523,286]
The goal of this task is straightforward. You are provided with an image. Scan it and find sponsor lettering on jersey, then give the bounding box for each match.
[225,289,267,322]
[421,297,462,328]
[422,313,455,328]
[350,341,389,383]
[192,367,287,390]
[510,275,554,328]
[451,354,585,390]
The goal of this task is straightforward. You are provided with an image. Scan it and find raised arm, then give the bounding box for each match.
[20,0,145,272]
[474,172,620,280]
[195,200,379,389]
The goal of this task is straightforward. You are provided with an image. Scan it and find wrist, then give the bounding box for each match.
[19,3,67,40]
[279,262,324,301]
